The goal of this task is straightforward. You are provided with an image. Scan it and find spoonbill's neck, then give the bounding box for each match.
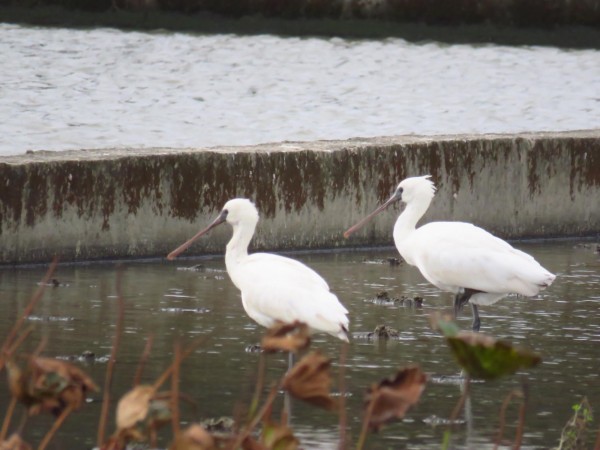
[225,220,256,268]
[393,198,431,244]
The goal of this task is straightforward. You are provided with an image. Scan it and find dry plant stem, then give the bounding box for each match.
[5,326,34,358]
[0,396,18,441]
[356,392,377,450]
[31,336,48,358]
[493,390,520,450]
[0,258,58,370]
[38,404,74,450]
[338,342,349,450]
[594,427,600,450]
[450,376,470,423]
[133,334,154,386]
[229,381,283,450]
[171,341,182,436]
[248,352,266,421]
[97,270,126,448]
[513,381,529,450]
[151,334,213,392]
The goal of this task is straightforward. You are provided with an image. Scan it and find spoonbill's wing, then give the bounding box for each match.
[411,222,552,296]
[234,253,349,339]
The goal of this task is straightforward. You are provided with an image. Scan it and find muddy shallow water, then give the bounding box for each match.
[0,241,598,449]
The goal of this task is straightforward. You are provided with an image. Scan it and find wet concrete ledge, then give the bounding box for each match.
[0,130,599,265]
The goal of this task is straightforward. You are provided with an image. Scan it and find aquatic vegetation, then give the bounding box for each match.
[431,313,542,380]
[556,397,595,450]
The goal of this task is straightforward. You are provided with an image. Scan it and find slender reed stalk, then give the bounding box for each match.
[229,381,283,450]
[355,391,377,450]
[38,405,74,450]
[493,389,520,450]
[0,396,17,442]
[151,334,213,392]
[133,334,154,386]
[247,352,266,421]
[513,381,529,450]
[97,270,126,448]
[338,342,349,450]
[441,375,471,450]
[4,326,34,358]
[0,258,58,371]
[171,340,181,436]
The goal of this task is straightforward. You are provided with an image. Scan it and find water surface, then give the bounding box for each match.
[1,24,599,155]
[0,241,598,448]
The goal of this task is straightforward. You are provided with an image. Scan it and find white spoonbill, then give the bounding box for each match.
[344,175,555,331]
[167,198,350,341]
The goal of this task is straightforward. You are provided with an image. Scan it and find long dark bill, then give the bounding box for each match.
[167,210,227,260]
[343,192,401,239]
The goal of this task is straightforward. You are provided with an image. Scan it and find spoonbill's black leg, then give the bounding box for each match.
[471,304,481,332]
[453,289,472,318]
[454,288,483,331]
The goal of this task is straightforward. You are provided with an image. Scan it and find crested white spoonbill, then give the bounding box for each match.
[167,198,350,341]
[344,175,555,331]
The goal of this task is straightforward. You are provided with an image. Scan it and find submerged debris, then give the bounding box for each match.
[199,417,236,434]
[367,291,424,308]
[361,256,403,266]
[370,325,400,339]
[422,414,466,427]
[387,257,402,266]
[244,344,262,353]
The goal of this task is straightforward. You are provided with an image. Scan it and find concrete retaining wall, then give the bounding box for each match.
[0,130,599,265]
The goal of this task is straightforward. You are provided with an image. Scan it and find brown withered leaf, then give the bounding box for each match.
[0,434,32,450]
[115,385,172,442]
[6,357,98,416]
[282,351,338,411]
[364,365,427,432]
[241,436,267,450]
[261,321,311,354]
[169,424,216,450]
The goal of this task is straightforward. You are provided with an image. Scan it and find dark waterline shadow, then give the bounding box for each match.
[2,5,600,49]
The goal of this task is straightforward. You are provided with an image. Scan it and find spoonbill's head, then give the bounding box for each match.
[343,175,435,238]
[167,198,259,260]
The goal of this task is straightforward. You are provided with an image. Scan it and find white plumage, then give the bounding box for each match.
[168,198,349,341]
[345,175,555,331]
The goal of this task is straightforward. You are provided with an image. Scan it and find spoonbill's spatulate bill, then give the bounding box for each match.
[168,199,350,341]
[344,175,556,331]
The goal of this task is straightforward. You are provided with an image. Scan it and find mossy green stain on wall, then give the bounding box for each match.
[0,131,598,264]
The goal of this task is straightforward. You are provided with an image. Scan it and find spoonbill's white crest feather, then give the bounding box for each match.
[345,175,556,331]
[169,198,349,342]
